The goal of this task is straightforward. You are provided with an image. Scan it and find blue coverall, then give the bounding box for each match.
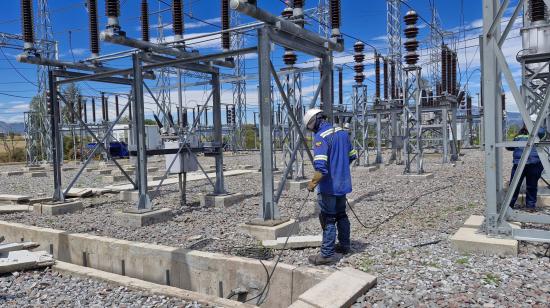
[313,122,357,257]
[506,129,545,208]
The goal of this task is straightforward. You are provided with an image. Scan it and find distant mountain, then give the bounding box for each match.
[0,122,25,134]
[506,112,524,128]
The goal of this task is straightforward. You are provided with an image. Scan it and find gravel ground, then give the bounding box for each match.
[0,268,201,307]
[1,149,550,306]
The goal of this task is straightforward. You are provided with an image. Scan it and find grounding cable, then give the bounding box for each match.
[245,190,312,306]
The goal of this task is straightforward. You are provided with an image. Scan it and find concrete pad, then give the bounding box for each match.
[463,215,521,229]
[28,197,52,204]
[274,180,290,191]
[0,204,32,214]
[397,172,434,180]
[65,188,94,198]
[354,165,379,172]
[0,250,54,274]
[239,219,299,241]
[288,180,309,192]
[103,175,128,184]
[61,166,77,171]
[147,167,159,173]
[95,169,113,175]
[33,200,84,216]
[23,166,45,172]
[295,267,377,308]
[0,194,30,203]
[119,190,159,203]
[450,227,518,256]
[115,208,172,227]
[262,235,322,249]
[112,169,135,176]
[52,261,252,308]
[199,193,246,208]
[85,168,98,173]
[288,300,316,308]
[2,171,24,176]
[27,172,48,178]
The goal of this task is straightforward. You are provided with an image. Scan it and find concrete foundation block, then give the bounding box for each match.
[397,172,434,180]
[61,166,77,172]
[119,191,159,203]
[147,167,159,173]
[85,168,98,173]
[66,188,94,198]
[115,208,172,227]
[0,204,32,214]
[288,180,309,192]
[103,175,128,184]
[354,165,379,172]
[0,194,30,204]
[262,235,322,249]
[239,219,299,241]
[27,172,48,178]
[33,200,83,216]
[450,227,518,256]
[295,267,377,308]
[274,180,290,191]
[2,171,24,176]
[23,166,45,172]
[199,193,246,208]
[95,169,112,175]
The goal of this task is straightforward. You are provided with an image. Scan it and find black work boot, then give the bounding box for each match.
[335,243,351,255]
[308,253,341,265]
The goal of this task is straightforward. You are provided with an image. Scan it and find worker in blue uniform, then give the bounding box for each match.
[303,108,357,265]
[506,122,546,211]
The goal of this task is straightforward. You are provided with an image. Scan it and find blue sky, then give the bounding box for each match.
[0,1,512,124]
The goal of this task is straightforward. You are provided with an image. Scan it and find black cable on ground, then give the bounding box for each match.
[347,185,453,237]
[245,190,312,305]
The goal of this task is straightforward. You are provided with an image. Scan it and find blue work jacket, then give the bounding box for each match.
[506,128,545,165]
[313,122,357,196]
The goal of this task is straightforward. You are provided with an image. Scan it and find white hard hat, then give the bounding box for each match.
[530,114,537,122]
[303,108,323,130]
[343,123,350,130]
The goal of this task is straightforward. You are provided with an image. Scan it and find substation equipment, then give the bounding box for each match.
[482,0,550,242]
[16,0,255,212]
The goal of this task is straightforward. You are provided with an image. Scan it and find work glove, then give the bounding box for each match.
[307,171,323,192]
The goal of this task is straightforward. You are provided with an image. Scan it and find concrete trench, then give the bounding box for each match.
[0,220,333,307]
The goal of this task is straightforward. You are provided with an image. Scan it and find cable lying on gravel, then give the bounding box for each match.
[347,184,453,238]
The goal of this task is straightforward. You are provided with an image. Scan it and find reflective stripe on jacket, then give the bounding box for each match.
[313,122,357,196]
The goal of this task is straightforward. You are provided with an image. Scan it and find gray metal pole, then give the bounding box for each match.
[442,106,449,163]
[320,54,333,122]
[376,112,383,164]
[212,72,226,195]
[49,70,64,202]
[131,53,151,210]
[258,27,277,221]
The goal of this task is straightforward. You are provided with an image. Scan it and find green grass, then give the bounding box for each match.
[456,257,469,265]
[483,273,501,286]
[358,257,375,273]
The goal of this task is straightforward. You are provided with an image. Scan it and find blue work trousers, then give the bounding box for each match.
[317,193,350,257]
[509,162,544,208]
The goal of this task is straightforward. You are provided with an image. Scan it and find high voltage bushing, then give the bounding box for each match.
[403,10,419,66]
[115,95,120,117]
[446,48,453,94]
[375,54,381,100]
[441,46,448,93]
[282,6,297,66]
[88,0,100,57]
[20,0,35,50]
[173,0,184,40]
[292,0,305,28]
[141,0,150,42]
[105,0,122,32]
[330,0,341,38]
[530,0,547,22]
[91,97,97,123]
[451,51,457,95]
[383,57,388,100]
[353,41,365,84]
[221,0,230,50]
[78,96,83,120]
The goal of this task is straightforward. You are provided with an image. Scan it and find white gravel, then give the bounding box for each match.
[1,149,550,306]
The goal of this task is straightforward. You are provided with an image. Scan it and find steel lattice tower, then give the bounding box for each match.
[36,0,55,163]
[317,0,330,38]
[155,1,172,127]
[231,9,247,149]
[387,0,403,163]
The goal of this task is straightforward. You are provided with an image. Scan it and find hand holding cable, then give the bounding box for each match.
[307,171,323,192]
